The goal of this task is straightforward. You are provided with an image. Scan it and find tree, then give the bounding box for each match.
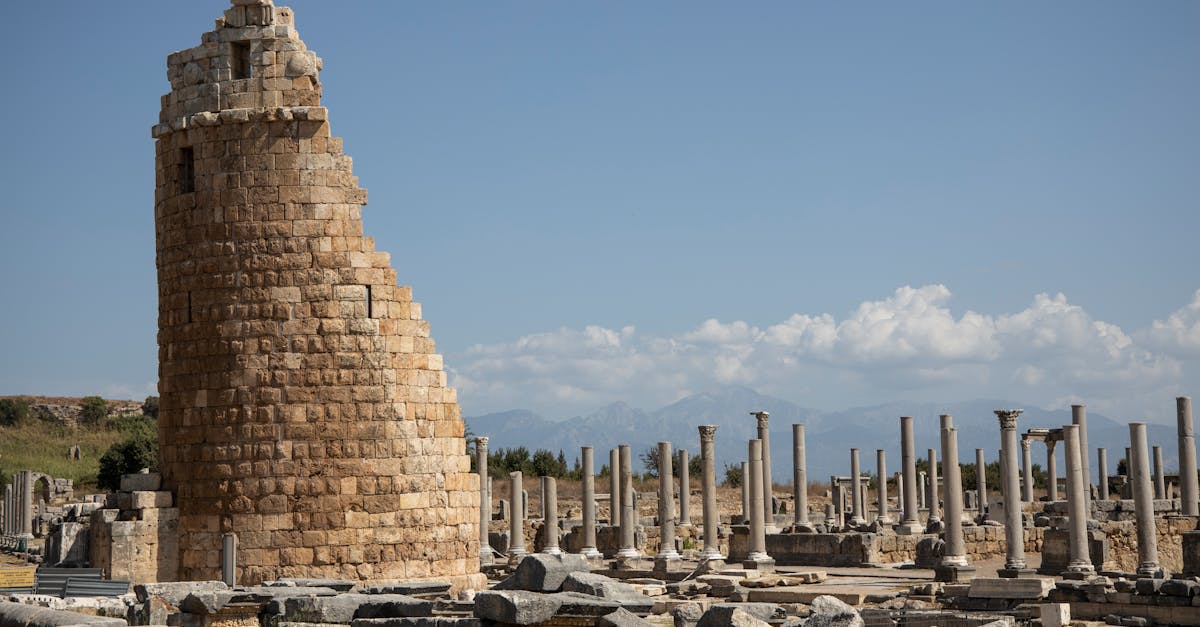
[0,398,30,426]
[97,434,158,491]
[141,396,160,419]
[79,396,109,425]
[723,463,743,488]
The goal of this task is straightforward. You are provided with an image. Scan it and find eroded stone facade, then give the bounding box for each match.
[153,0,481,588]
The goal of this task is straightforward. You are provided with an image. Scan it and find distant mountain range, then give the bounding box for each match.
[466,385,1180,483]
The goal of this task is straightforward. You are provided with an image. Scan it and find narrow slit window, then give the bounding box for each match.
[231,42,252,79]
[187,291,193,324]
[365,285,373,319]
[180,147,195,194]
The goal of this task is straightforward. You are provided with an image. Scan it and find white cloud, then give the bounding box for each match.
[448,286,1198,421]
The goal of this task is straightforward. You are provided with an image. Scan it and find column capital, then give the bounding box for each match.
[994,409,1024,430]
[750,411,769,429]
[1019,438,1030,451]
[476,435,489,448]
[698,425,718,442]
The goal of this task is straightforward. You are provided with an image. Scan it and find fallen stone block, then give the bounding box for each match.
[805,595,864,627]
[119,472,162,492]
[746,587,865,606]
[134,581,229,605]
[351,620,480,627]
[494,554,592,592]
[699,606,770,627]
[1160,579,1199,598]
[180,591,272,615]
[696,602,781,627]
[967,578,1054,600]
[473,590,562,625]
[597,607,653,627]
[274,594,434,623]
[560,573,654,613]
[274,579,358,592]
[362,582,452,598]
[0,600,128,627]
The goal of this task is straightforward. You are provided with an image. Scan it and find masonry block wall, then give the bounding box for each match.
[153,0,482,588]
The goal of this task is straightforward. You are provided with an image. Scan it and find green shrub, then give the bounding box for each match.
[79,396,109,425]
[0,398,30,426]
[97,435,158,491]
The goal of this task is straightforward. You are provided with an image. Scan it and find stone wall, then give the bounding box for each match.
[152,0,480,589]
[1103,516,1197,573]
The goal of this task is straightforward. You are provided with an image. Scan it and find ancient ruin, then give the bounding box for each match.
[150,0,480,588]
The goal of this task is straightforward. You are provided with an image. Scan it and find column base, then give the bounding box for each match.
[653,556,687,578]
[742,553,776,572]
[697,558,726,574]
[699,548,725,561]
[1136,565,1167,579]
[894,521,925,535]
[997,566,1037,578]
[933,563,977,582]
[580,547,603,559]
[616,547,643,559]
[925,518,945,534]
[613,555,653,571]
[479,549,494,566]
[541,546,563,555]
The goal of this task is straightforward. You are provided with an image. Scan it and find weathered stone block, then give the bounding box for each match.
[120,472,163,492]
[968,577,1054,599]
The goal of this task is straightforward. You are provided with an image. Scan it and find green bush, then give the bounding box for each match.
[97,435,158,491]
[79,396,109,425]
[141,396,160,419]
[723,463,743,487]
[0,398,30,426]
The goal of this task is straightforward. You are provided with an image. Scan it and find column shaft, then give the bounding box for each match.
[1179,397,1198,516]
[897,416,922,534]
[542,476,562,554]
[850,448,864,526]
[1153,445,1166,500]
[1072,405,1092,512]
[508,471,527,559]
[1047,441,1059,501]
[657,441,678,559]
[610,448,621,529]
[1097,447,1109,500]
[976,449,988,516]
[476,437,491,564]
[753,412,775,532]
[678,449,691,526]
[580,446,600,557]
[1021,439,1034,503]
[618,444,639,557]
[741,462,750,524]
[997,409,1028,572]
[941,422,967,566]
[747,439,768,560]
[793,424,810,528]
[877,449,891,524]
[927,448,941,526]
[1130,423,1161,576]
[698,425,722,559]
[1063,424,1093,573]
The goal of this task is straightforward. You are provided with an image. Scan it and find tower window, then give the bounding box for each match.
[180,147,195,194]
[231,42,252,79]
[366,285,373,318]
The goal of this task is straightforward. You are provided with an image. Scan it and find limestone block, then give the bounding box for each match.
[473,590,562,625]
[121,472,163,492]
[130,491,174,510]
[967,577,1054,599]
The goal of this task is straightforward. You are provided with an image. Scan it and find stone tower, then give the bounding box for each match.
[153,0,483,589]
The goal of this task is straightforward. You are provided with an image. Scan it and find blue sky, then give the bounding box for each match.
[0,2,1197,422]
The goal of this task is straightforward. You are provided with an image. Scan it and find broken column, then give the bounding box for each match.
[936,421,974,581]
[918,471,928,510]
[1153,445,1166,500]
[1063,424,1094,575]
[976,448,989,521]
[740,462,751,524]
[897,416,923,534]
[1130,422,1162,577]
[996,409,1031,577]
[793,424,812,530]
[618,445,640,558]
[876,449,892,525]
[744,439,773,569]
[751,411,776,532]
[1072,404,1092,511]
[18,470,32,538]
[678,449,691,527]
[1047,439,1059,501]
[849,448,865,526]
[541,476,562,555]
[657,441,679,560]
[2,483,10,534]
[1098,447,1109,501]
[1021,437,1034,503]
[927,446,942,532]
[1179,397,1198,517]
[508,471,527,561]
[580,446,601,558]
[477,437,492,565]
[610,448,621,529]
[698,425,723,560]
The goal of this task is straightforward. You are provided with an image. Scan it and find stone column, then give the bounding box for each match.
[1097,447,1109,501]
[1021,438,1034,503]
[1153,445,1166,500]
[618,444,640,558]
[508,471,527,560]
[1072,404,1092,511]
[751,411,776,532]
[610,448,621,529]
[740,462,751,524]
[937,423,972,579]
[18,470,32,538]
[2,483,10,535]
[541,476,562,554]
[698,425,722,560]
[657,441,679,560]
[745,439,771,566]
[678,449,691,527]
[897,416,923,534]
[895,472,904,519]
[849,449,865,526]
[996,409,1030,576]
[876,449,892,525]
[918,471,928,510]
[1047,440,1059,501]
[476,437,492,565]
[927,447,942,530]
[1130,422,1161,577]
[1179,397,1198,516]
[1063,424,1094,574]
[976,449,988,519]
[580,446,601,558]
[793,424,811,529]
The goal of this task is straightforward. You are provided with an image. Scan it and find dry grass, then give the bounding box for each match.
[0,419,127,491]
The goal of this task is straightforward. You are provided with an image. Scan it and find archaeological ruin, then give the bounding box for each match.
[150,0,481,588]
